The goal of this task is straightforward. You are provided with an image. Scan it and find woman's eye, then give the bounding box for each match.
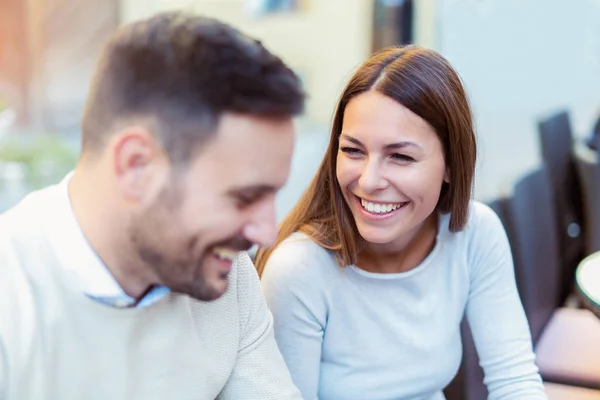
[340,147,362,155]
[392,153,415,162]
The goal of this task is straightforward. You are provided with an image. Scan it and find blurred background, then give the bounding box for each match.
[3,1,600,398]
[1,0,599,218]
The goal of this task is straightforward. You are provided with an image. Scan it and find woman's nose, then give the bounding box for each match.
[358,160,389,193]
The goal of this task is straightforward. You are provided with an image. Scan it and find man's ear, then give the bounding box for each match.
[112,126,162,203]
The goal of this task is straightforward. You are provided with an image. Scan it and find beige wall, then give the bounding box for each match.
[413,0,437,49]
[120,0,374,126]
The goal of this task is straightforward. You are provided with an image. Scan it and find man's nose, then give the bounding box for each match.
[242,196,278,247]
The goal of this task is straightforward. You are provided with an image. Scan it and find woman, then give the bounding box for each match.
[255,46,546,400]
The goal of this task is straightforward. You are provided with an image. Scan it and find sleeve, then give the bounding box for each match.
[465,204,548,399]
[217,252,302,400]
[260,240,329,400]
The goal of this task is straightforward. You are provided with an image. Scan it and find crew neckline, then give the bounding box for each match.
[348,211,449,280]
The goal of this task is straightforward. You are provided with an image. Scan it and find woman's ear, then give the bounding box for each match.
[444,168,450,183]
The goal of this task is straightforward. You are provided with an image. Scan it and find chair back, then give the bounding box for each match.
[507,168,562,345]
[538,111,586,301]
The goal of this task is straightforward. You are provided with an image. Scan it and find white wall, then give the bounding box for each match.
[435,0,600,200]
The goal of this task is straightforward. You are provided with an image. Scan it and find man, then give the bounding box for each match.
[0,12,305,399]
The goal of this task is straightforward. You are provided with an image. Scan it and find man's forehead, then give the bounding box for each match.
[226,157,290,189]
[188,144,290,189]
[184,113,294,185]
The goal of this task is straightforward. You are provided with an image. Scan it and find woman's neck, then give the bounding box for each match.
[357,213,439,274]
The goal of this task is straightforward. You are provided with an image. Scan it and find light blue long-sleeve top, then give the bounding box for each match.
[261,201,547,400]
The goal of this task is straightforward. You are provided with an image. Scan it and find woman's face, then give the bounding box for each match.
[336,90,448,250]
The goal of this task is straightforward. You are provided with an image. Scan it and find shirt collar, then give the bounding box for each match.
[45,172,170,308]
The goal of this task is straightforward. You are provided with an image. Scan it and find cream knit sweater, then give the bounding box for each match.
[0,183,301,400]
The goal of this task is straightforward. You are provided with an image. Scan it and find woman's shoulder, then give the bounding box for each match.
[261,232,339,284]
[276,232,332,258]
[453,200,512,267]
[438,200,508,257]
[440,200,504,238]
[466,200,505,232]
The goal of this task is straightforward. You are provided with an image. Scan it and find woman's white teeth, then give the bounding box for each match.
[360,199,405,214]
[213,247,239,262]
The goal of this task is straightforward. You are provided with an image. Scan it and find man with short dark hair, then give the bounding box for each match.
[0,12,304,399]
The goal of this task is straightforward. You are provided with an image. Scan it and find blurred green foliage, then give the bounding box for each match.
[0,134,79,189]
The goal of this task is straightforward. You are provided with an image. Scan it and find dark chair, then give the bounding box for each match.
[537,111,586,303]
[508,168,600,390]
[573,141,600,254]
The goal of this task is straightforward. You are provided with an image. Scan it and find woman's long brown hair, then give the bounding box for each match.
[255,45,476,276]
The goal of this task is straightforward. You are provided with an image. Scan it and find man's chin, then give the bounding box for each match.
[165,275,228,302]
[189,278,230,302]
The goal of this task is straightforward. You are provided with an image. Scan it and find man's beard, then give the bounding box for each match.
[123,182,220,301]
[126,182,254,302]
[128,216,253,301]
[130,233,212,300]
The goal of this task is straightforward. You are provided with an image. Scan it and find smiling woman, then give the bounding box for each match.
[255,45,548,400]
[336,91,448,258]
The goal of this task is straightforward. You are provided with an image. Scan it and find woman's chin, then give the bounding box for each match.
[357,227,395,245]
